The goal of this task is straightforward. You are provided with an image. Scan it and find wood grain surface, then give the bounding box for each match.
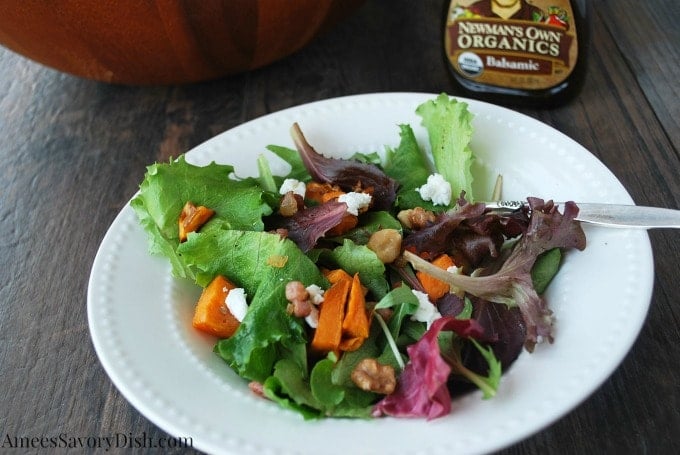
[1,1,678,454]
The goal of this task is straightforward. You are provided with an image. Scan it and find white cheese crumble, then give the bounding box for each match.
[279,178,306,197]
[306,284,325,305]
[410,289,442,329]
[416,173,452,206]
[305,307,320,329]
[225,288,248,322]
[338,191,372,216]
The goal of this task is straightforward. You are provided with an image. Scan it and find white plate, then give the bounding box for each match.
[88,93,654,455]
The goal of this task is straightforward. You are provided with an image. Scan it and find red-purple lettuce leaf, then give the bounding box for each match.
[372,316,485,420]
[290,123,399,210]
[405,199,586,352]
[402,194,529,265]
[273,201,349,252]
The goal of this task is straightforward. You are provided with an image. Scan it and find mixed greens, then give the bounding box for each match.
[131,93,586,420]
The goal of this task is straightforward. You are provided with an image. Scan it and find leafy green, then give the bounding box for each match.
[384,124,433,186]
[130,156,273,279]
[311,355,377,418]
[266,144,311,182]
[179,230,327,381]
[416,93,475,201]
[332,211,402,245]
[265,352,377,419]
[178,229,326,289]
[263,359,322,420]
[332,327,382,386]
[310,358,346,409]
[383,124,439,210]
[256,154,278,194]
[531,248,562,294]
[461,339,502,399]
[319,239,389,300]
[374,286,420,340]
[372,286,421,369]
[213,279,306,382]
[350,151,383,166]
[457,297,474,319]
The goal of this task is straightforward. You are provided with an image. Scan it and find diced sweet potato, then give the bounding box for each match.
[311,273,351,353]
[416,254,456,301]
[305,181,341,204]
[179,201,215,242]
[339,273,370,351]
[326,213,358,237]
[192,275,240,338]
[324,268,353,285]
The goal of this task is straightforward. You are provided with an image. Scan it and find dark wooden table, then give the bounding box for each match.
[1,1,678,453]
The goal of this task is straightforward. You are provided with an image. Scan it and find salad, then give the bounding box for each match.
[131,93,586,420]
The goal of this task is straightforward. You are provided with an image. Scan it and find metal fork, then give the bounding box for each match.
[483,201,680,229]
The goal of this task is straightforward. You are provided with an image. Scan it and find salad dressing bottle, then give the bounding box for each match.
[444,0,589,107]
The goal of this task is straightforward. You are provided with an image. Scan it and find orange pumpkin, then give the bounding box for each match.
[0,0,365,85]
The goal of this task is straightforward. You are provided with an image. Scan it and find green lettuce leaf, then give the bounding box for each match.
[374,286,420,340]
[311,355,377,418]
[350,151,383,166]
[373,286,421,369]
[310,358,346,409]
[383,124,440,210]
[468,339,502,399]
[130,155,273,279]
[266,144,311,182]
[331,211,402,245]
[213,274,308,382]
[263,359,323,420]
[531,247,562,294]
[256,154,278,194]
[320,239,389,300]
[416,93,475,201]
[178,229,327,382]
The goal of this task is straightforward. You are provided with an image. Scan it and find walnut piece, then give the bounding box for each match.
[351,358,396,395]
[397,207,436,230]
[278,191,304,217]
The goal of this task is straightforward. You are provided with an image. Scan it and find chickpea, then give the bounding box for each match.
[285,281,312,317]
[366,229,402,263]
[285,281,309,302]
[286,299,312,318]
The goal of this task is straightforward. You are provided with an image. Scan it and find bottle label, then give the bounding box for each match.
[445,0,578,90]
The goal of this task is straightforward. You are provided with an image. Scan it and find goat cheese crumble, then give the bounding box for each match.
[279,178,306,197]
[410,289,442,329]
[225,288,248,322]
[306,284,325,305]
[304,284,324,328]
[338,192,372,216]
[305,307,320,329]
[416,173,452,206]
